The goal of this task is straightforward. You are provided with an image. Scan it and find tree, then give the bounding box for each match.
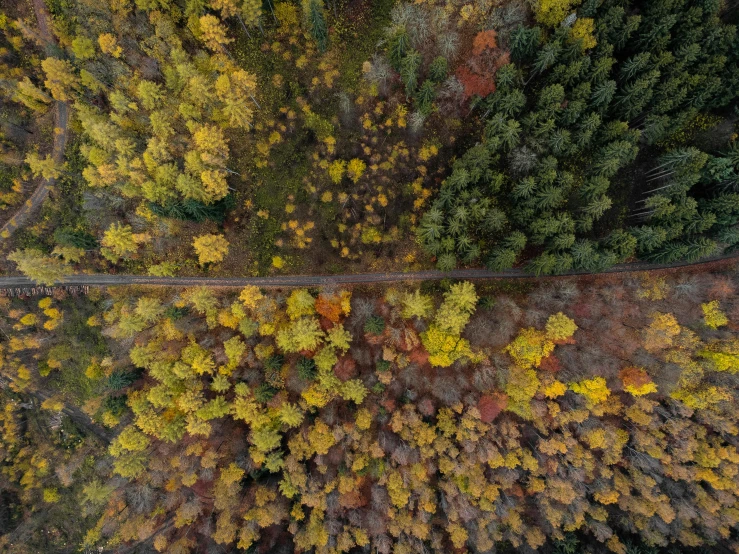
[286,289,316,320]
[643,312,681,352]
[400,50,421,96]
[98,33,122,57]
[570,377,610,408]
[328,160,346,184]
[341,379,367,404]
[619,367,657,396]
[8,249,70,285]
[702,301,728,329]
[315,291,350,322]
[421,324,473,367]
[240,285,264,309]
[71,36,96,59]
[242,0,263,31]
[12,77,52,112]
[506,328,554,369]
[41,58,78,101]
[101,223,148,260]
[570,18,596,49]
[545,312,577,341]
[279,403,304,427]
[302,0,328,52]
[364,315,385,335]
[25,152,63,179]
[199,14,233,51]
[136,80,164,110]
[297,356,317,380]
[276,318,324,353]
[211,0,240,18]
[327,325,351,351]
[52,245,84,263]
[347,158,366,184]
[401,290,433,319]
[434,281,478,335]
[192,234,230,265]
[215,71,257,129]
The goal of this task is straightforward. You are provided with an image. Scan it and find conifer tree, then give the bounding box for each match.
[7,249,71,285]
[302,0,328,52]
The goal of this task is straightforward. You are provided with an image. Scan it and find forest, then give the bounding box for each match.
[2,268,739,553]
[1,0,738,280]
[2,0,739,552]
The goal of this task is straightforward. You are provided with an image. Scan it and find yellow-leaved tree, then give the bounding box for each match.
[193,233,230,265]
[8,249,71,286]
[702,301,728,329]
[421,282,478,367]
[101,223,149,261]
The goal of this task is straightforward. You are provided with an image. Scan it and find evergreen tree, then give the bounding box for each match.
[302,0,328,52]
[8,249,71,285]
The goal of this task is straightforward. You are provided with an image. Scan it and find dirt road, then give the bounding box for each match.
[0,251,737,290]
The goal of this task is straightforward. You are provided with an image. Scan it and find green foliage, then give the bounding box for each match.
[376,359,391,372]
[364,315,386,335]
[8,248,71,285]
[418,0,739,272]
[276,318,324,353]
[304,109,334,142]
[107,370,139,391]
[254,383,278,402]
[148,195,235,223]
[264,354,285,372]
[428,56,448,82]
[302,0,328,52]
[54,228,98,249]
[297,356,317,380]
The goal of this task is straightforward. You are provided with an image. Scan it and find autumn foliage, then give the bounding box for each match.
[4,275,739,553]
[455,31,510,100]
[619,366,658,396]
[477,392,508,423]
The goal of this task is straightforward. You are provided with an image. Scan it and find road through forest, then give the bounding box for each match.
[1,251,738,290]
[1,2,737,290]
[0,0,69,241]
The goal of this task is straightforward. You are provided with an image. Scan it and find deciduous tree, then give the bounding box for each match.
[192,233,230,265]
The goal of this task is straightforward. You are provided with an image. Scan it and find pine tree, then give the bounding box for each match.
[41,58,79,101]
[7,249,71,285]
[364,315,386,334]
[25,152,63,179]
[242,0,263,31]
[199,14,234,52]
[400,50,421,97]
[101,223,146,260]
[12,77,52,112]
[302,0,328,52]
